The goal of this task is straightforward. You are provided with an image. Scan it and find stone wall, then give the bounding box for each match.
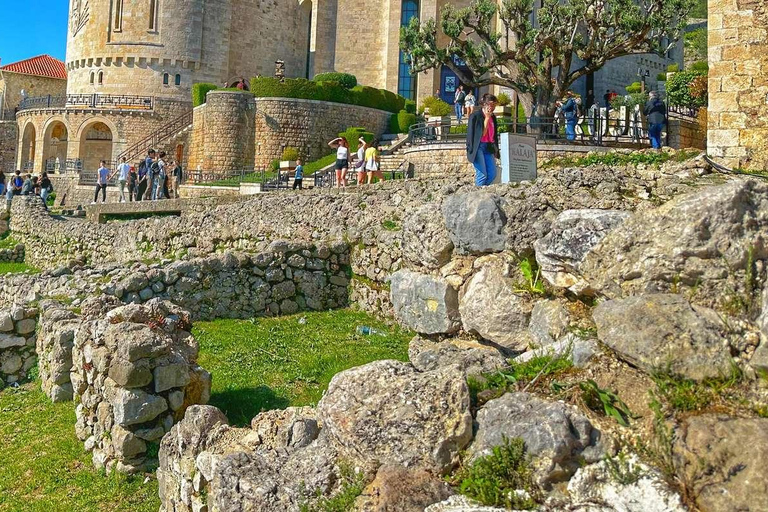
[708,0,768,170]
[0,306,37,388]
[252,97,392,168]
[0,242,24,264]
[187,91,256,173]
[0,121,17,174]
[668,109,708,151]
[0,72,67,113]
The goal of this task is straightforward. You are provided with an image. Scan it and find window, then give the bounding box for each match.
[397,0,419,99]
[114,0,123,30]
[149,0,157,30]
[175,74,181,86]
[98,71,104,85]
[163,73,169,85]
[89,71,95,84]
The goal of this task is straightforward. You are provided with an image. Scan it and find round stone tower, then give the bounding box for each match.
[64,0,231,101]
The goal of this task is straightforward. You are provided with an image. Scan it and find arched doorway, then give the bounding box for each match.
[43,121,69,173]
[78,121,113,172]
[20,123,36,171]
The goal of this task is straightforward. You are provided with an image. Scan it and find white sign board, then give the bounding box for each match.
[500,133,537,183]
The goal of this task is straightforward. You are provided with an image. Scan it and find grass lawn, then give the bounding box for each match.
[0,262,38,274]
[194,309,413,426]
[0,385,160,512]
[0,309,411,510]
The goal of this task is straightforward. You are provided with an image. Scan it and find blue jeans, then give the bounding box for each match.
[455,102,464,123]
[649,123,664,149]
[565,118,577,141]
[40,188,49,204]
[473,142,496,187]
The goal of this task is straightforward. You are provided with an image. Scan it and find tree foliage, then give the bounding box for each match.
[401,0,694,115]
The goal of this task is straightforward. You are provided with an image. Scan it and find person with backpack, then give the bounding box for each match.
[454,85,466,124]
[644,91,667,149]
[152,151,167,200]
[142,149,156,200]
[40,172,54,205]
[137,160,149,201]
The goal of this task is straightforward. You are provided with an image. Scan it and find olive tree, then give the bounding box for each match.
[401,0,694,117]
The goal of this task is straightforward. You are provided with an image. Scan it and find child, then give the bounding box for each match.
[293,159,304,190]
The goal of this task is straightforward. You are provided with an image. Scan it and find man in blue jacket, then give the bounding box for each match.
[644,91,667,149]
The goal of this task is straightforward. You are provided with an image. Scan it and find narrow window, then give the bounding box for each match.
[114,0,123,30]
[89,71,95,84]
[163,73,169,85]
[174,74,181,86]
[98,71,104,84]
[149,0,157,30]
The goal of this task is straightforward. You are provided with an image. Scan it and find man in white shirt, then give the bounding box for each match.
[116,157,131,202]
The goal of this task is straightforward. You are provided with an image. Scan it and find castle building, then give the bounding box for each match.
[11,0,684,174]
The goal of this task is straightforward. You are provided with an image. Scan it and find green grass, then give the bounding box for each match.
[651,368,743,413]
[195,171,277,188]
[193,309,413,426]
[0,384,160,512]
[468,352,574,402]
[541,149,701,170]
[0,232,19,249]
[0,262,38,274]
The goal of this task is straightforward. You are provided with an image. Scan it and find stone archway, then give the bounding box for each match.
[77,121,114,172]
[42,120,70,173]
[20,122,36,171]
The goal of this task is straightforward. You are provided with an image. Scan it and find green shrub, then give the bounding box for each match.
[611,92,649,110]
[312,72,358,89]
[192,83,219,107]
[404,99,417,114]
[269,159,280,172]
[656,72,668,82]
[280,147,300,161]
[420,96,452,116]
[667,64,680,73]
[497,92,511,106]
[454,437,539,509]
[625,82,643,94]
[449,124,468,134]
[689,61,709,73]
[397,110,417,133]
[667,70,708,108]
[685,28,708,63]
[339,127,374,152]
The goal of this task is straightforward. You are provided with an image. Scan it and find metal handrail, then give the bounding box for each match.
[18,93,155,112]
[114,109,193,167]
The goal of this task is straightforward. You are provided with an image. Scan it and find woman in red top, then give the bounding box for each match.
[465,94,500,186]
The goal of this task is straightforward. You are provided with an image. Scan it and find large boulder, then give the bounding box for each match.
[442,192,507,255]
[318,360,473,474]
[459,254,532,350]
[580,180,768,309]
[402,203,455,269]
[534,209,630,294]
[408,336,508,377]
[566,455,686,512]
[390,270,461,335]
[675,414,768,512]
[468,392,610,487]
[593,294,733,380]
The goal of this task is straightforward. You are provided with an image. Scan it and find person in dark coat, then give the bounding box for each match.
[644,91,667,149]
[466,94,500,187]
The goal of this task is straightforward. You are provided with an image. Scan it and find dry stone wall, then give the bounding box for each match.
[0,306,37,388]
[37,302,81,402]
[0,121,18,174]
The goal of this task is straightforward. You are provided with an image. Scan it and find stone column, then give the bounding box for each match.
[707,0,768,170]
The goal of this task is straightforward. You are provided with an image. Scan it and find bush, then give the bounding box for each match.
[404,99,417,114]
[656,72,668,82]
[420,96,452,116]
[625,82,643,94]
[667,70,708,108]
[611,92,649,110]
[280,147,300,161]
[667,64,680,73]
[250,77,405,114]
[339,127,374,152]
[497,93,511,106]
[312,72,358,89]
[192,83,219,107]
[269,159,280,172]
[689,61,709,74]
[396,110,417,133]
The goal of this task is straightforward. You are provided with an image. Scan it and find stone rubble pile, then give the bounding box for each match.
[71,299,211,473]
[0,305,37,388]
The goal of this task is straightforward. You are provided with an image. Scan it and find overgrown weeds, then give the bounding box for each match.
[579,379,636,427]
[605,450,644,485]
[452,437,539,510]
[651,366,743,413]
[300,462,366,512]
[514,256,546,296]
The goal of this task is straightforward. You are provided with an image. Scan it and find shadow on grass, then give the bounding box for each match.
[208,385,290,427]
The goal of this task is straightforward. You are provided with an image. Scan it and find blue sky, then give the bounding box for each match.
[0,0,68,66]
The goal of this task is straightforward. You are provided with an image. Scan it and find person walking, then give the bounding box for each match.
[603,89,612,111]
[644,91,667,149]
[561,92,579,141]
[466,94,500,187]
[355,137,369,185]
[128,165,138,201]
[137,160,148,201]
[171,160,183,198]
[454,85,466,124]
[93,160,112,203]
[143,149,156,200]
[293,159,304,190]
[464,90,476,117]
[116,156,131,202]
[328,137,349,188]
[151,151,167,200]
[39,172,53,205]
[365,140,382,184]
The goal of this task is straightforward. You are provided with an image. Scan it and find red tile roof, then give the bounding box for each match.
[1,55,67,80]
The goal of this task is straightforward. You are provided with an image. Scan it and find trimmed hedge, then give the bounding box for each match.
[313,72,358,89]
[249,77,406,114]
[405,100,417,114]
[339,127,374,152]
[192,83,219,107]
[396,110,417,133]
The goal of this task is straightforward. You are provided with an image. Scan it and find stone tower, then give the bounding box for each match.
[65,0,313,102]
